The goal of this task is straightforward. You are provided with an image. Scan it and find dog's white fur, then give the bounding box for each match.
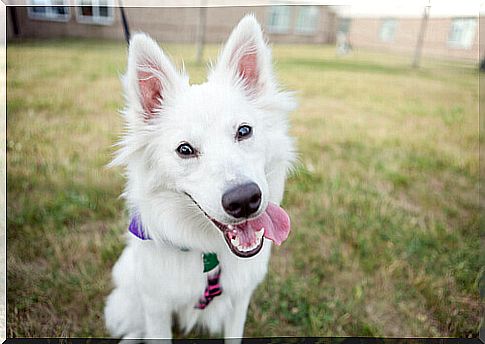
[104,15,296,341]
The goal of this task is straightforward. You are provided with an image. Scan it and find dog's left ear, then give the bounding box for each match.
[211,14,275,98]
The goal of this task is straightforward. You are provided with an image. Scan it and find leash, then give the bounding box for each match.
[129,215,223,309]
[195,253,222,309]
[119,0,131,45]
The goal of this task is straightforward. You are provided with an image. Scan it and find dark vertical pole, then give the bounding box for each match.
[10,7,20,36]
[119,0,130,45]
[412,0,430,68]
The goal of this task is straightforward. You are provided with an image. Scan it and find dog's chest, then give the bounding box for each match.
[134,241,270,304]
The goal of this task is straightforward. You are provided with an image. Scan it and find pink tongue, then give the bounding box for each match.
[239,203,291,246]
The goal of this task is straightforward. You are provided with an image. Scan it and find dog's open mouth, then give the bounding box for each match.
[212,219,265,257]
[187,193,291,258]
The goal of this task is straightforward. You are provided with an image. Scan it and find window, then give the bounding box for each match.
[295,6,319,34]
[76,0,115,25]
[267,6,291,34]
[448,18,477,49]
[28,0,70,22]
[379,18,398,43]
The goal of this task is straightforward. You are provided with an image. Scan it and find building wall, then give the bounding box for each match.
[255,6,336,44]
[347,17,479,61]
[8,6,337,44]
[10,6,125,40]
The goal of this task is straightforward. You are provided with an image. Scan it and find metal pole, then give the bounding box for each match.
[10,7,20,36]
[195,0,207,64]
[119,0,131,45]
[412,0,430,68]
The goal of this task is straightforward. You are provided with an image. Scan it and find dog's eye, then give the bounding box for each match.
[176,142,197,158]
[236,125,252,141]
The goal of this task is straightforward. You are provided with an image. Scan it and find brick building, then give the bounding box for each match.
[7,2,338,44]
[6,1,481,61]
[335,4,480,61]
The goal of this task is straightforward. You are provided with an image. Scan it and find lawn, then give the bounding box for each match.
[6,39,481,338]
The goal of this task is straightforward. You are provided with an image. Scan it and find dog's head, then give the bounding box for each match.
[113,15,296,258]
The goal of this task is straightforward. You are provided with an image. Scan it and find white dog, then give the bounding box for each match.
[104,14,296,341]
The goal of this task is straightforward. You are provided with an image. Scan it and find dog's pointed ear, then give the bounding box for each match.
[211,14,275,98]
[125,33,186,122]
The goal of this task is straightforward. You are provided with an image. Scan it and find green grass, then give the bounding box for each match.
[6,39,481,338]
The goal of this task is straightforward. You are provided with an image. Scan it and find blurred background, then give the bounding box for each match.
[6,1,483,62]
[6,0,482,339]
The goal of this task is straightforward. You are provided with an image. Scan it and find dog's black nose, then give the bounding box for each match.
[222,182,262,218]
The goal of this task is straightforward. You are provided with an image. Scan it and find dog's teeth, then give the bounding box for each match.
[231,236,240,247]
[256,227,264,232]
[234,233,263,253]
[228,225,234,230]
[238,244,251,252]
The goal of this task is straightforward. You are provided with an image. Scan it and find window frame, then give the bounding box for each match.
[448,17,477,49]
[27,0,71,23]
[379,18,398,43]
[266,6,292,34]
[294,6,320,35]
[75,0,115,26]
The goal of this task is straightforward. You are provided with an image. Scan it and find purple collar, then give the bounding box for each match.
[129,215,188,251]
[129,215,150,240]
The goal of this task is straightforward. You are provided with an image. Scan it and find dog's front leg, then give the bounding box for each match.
[224,293,252,344]
[143,304,173,341]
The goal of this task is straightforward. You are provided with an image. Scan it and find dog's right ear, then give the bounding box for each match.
[125,33,186,123]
